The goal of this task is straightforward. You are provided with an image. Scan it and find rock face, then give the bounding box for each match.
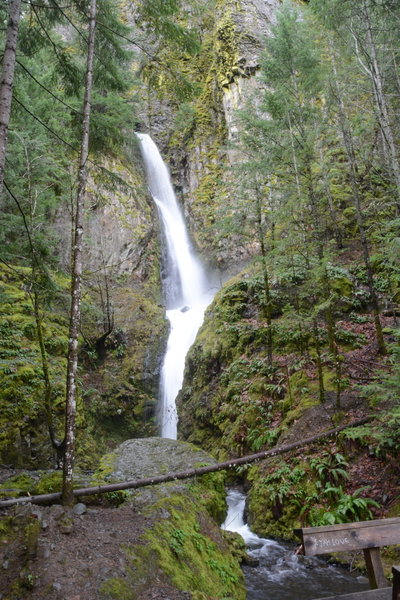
[54,152,167,454]
[141,0,280,268]
[111,436,218,480]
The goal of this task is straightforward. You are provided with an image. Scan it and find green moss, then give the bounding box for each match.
[281,396,319,429]
[188,468,227,522]
[246,459,315,540]
[132,495,245,600]
[0,264,69,467]
[32,471,63,495]
[0,473,35,499]
[100,577,135,600]
[91,451,118,483]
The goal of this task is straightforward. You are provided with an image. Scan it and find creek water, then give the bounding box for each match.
[222,489,370,599]
[137,134,369,598]
[136,133,215,439]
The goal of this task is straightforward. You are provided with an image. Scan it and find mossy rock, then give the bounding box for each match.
[100,494,245,600]
[94,438,244,600]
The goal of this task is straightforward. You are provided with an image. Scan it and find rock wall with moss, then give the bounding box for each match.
[0,146,167,469]
[139,0,280,267]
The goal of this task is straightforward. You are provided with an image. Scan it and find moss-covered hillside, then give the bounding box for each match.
[177,259,400,539]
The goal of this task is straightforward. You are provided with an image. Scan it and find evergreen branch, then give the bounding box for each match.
[50,0,88,42]
[30,3,65,61]
[3,181,40,270]
[95,19,154,59]
[12,95,79,152]
[50,0,128,89]
[16,59,82,115]
[10,97,141,190]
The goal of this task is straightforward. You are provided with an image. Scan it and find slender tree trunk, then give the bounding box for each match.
[329,46,386,355]
[318,146,343,249]
[0,0,21,195]
[362,1,400,212]
[62,0,97,506]
[32,281,63,458]
[313,319,325,403]
[335,353,342,410]
[255,186,273,365]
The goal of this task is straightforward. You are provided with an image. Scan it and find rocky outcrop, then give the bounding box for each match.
[136,0,280,269]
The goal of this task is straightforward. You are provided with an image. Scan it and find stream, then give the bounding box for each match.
[222,489,370,599]
[137,134,370,599]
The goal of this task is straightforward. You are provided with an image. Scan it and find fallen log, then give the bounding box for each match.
[0,416,372,508]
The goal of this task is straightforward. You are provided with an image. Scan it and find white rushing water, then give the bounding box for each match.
[137,133,215,439]
[222,489,370,600]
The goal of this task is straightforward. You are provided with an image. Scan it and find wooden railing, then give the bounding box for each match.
[294,518,400,600]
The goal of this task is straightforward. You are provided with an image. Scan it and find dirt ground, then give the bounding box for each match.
[0,502,191,600]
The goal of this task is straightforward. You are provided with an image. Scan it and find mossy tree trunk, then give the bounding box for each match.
[62,0,97,506]
[0,0,21,195]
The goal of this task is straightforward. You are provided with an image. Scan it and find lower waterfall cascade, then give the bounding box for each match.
[137,133,216,439]
[222,489,371,600]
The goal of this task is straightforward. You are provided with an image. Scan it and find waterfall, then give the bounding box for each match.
[137,133,215,439]
[222,489,370,600]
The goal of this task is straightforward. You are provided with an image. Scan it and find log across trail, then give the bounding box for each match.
[0,417,371,508]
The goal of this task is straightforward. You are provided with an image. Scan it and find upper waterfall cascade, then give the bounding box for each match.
[137,133,215,439]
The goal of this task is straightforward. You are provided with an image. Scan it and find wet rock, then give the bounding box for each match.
[72,503,87,516]
[242,553,259,567]
[49,504,64,519]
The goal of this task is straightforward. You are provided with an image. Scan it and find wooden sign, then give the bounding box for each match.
[295,517,400,556]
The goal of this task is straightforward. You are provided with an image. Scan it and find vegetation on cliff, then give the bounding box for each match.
[178,0,400,540]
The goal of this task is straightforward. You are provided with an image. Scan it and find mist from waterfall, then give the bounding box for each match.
[137,133,215,439]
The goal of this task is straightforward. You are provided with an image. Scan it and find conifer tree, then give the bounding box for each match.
[0,0,21,194]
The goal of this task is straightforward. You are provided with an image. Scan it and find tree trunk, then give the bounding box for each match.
[361,1,400,213]
[0,0,21,195]
[329,46,386,355]
[62,0,97,506]
[318,145,343,249]
[255,186,273,365]
[313,319,325,403]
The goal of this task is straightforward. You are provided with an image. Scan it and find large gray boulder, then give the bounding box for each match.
[105,437,222,508]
